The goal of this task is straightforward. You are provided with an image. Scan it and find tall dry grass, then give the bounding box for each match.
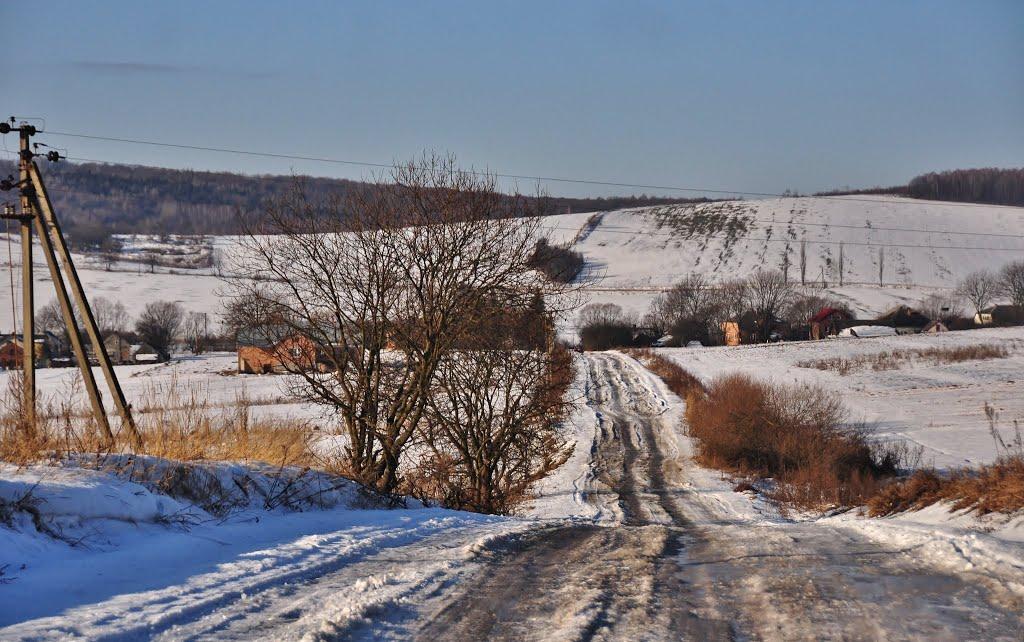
[868,402,1023,516]
[0,371,319,470]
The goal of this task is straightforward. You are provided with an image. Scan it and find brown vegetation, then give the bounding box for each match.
[628,354,912,510]
[797,344,1010,375]
[684,374,910,509]
[0,372,317,470]
[868,402,1023,517]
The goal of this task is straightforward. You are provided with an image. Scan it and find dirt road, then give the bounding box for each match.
[410,353,1023,641]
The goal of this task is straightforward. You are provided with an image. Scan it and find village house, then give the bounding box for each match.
[101,333,163,365]
[237,331,320,374]
[974,305,1024,326]
[0,333,55,370]
[104,333,134,365]
[809,307,854,340]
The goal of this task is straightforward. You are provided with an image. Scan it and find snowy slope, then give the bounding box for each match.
[4,196,1024,333]
[542,195,1024,322]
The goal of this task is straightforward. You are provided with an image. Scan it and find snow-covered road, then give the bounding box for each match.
[2,353,1022,640]
[399,353,1024,640]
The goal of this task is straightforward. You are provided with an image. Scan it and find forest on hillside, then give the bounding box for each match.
[0,160,696,242]
[906,168,1024,206]
[818,167,1024,207]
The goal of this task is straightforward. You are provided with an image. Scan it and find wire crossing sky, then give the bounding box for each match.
[2,1,1022,198]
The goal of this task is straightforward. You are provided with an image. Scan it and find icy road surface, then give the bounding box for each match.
[2,354,1021,640]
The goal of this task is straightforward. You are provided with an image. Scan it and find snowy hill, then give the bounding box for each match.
[542,195,1024,320]
[2,195,1024,333]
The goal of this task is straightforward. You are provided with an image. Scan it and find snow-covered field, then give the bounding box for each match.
[656,326,1024,469]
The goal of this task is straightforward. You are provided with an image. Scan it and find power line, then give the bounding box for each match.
[7,146,1024,251]
[7,148,1024,242]
[41,129,1022,210]
[539,224,1024,253]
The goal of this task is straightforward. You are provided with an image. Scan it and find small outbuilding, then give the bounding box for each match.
[922,320,949,333]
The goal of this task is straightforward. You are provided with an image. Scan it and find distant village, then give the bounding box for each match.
[2,293,1022,375]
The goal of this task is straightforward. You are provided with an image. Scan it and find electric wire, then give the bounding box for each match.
[41,129,1018,210]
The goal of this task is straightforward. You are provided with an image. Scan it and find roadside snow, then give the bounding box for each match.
[656,326,1024,469]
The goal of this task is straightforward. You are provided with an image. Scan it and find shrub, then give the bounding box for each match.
[578,303,638,350]
[527,238,585,283]
[684,373,908,509]
[868,459,1024,517]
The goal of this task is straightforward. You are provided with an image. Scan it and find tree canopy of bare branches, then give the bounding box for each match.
[999,260,1024,308]
[957,270,999,318]
[423,343,574,514]
[93,297,129,338]
[226,153,574,496]
[135,301,184,359]
[745,270,793,341]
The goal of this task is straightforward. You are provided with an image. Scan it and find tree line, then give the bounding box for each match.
[0,159,698,240]
[817,167,1024,207]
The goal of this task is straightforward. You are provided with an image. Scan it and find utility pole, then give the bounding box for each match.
[1,118,141,447]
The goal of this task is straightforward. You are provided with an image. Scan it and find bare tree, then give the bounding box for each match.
[837,243,845,287]
[144,252,159,274]
[780,245,791,283]
[211,248,225,277]
[135,301,184,360]
[998,260,1024,308]
[956,269,999,318]
[578,302,633,328]
[92,297,129,337]
[707,279,748,345]
[745,269,793,341]
[226,154,570,494]
[799,239,807,286]
[182,311,210,354]
[34,299,66,337]
[918,293,963,322]
[878,246,885,287]
[646,273,720,344]
[422,339,574,514]
[99,236,122,271]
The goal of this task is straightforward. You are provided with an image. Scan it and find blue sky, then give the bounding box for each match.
[2,1,1021,197]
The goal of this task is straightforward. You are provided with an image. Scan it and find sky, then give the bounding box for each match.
[1,0,1021,198]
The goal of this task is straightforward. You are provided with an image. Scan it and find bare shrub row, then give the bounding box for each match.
[868,403,1023,517]
[797,343,1010,376]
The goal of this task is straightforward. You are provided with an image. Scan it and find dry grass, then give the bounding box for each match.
[0,371,319,471]
[797,343,1010,376]
[868,403,1024,517]
[867,458,1024,517]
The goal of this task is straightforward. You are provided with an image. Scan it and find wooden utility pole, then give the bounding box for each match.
[18,124,35,419]
[1,118,141,446]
